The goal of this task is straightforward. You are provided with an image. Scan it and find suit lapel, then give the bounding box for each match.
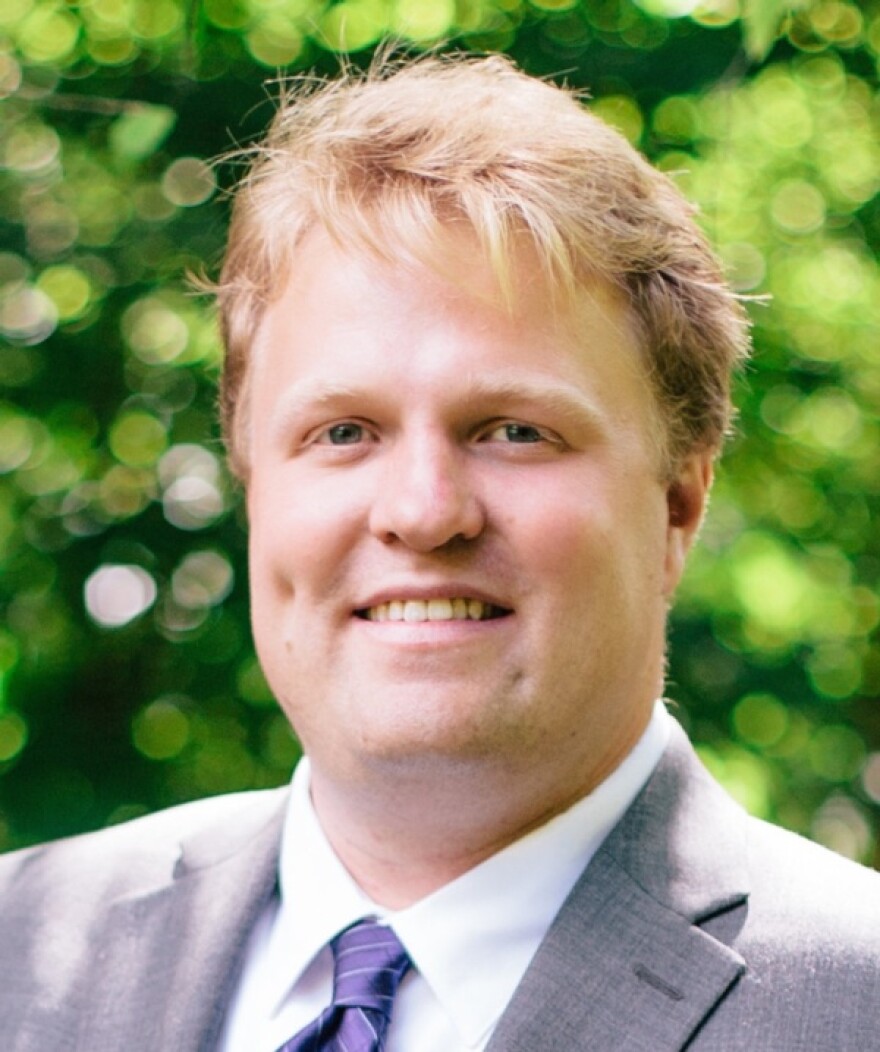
[42,721,749,1051]
[488,720,750,1052]
[77,791,287,1052]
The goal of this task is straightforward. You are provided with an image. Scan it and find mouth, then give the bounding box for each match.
[355,598,511,623]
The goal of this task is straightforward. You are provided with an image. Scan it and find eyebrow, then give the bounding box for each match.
[266,372,605,446]
[456,373,605,428]
[266,381,370,446]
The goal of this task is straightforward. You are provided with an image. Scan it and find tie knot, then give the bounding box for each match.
[331,919,411,1019]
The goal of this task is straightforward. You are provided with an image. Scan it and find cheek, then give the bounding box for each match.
[515,480,666,606]
[247,493,293,592]
[246,486,305,658]
[247,471,370,625]
[249,472,337,566]
[509,483,614,574]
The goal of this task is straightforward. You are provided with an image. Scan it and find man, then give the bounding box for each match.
[1,54,879,1052]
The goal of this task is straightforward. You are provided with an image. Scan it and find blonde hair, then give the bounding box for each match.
[215,53,750,481]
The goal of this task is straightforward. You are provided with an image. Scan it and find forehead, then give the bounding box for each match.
[256,223,638,358]
[249,226,664,468]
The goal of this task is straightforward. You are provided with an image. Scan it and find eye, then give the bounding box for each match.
[483,422,548,444]
[316,421,368,446]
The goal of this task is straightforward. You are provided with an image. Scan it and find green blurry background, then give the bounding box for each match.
[1,0,879,864]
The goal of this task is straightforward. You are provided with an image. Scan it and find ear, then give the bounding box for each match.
[663,449,714,596]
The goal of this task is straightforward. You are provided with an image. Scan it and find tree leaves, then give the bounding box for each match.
[742,0,813,60]
[109,104,177,164]
[0,0,878,863]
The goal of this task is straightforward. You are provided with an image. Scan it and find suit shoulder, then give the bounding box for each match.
[0,788,287,904]
[713,810,880,972]
[745,811,880,904]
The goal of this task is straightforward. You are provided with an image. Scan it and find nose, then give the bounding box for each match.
[368,433,486,551]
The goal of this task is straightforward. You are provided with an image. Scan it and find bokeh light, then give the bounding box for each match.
[84,564,157,627]
[0,0,877,863]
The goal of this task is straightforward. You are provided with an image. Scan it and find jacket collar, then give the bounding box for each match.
[487,719,750,1051]
[76,719,748,1052]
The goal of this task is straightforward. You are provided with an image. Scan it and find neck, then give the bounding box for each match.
[307,722,648,908]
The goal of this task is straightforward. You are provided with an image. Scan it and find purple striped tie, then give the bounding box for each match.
[276,919,412,1052]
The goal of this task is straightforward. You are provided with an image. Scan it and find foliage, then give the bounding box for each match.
[0,0,878,865]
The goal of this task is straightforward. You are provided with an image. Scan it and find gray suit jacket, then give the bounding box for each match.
[2,720,879,1051]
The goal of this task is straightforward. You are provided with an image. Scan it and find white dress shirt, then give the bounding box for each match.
[217,702,671,1052]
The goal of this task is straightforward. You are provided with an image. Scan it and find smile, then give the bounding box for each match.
[359,598,509,622]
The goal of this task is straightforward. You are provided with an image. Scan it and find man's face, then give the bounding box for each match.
[247,228,709,806]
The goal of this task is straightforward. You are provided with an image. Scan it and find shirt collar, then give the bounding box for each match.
[270,701,671,1046]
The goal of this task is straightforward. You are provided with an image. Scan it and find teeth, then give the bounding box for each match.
[428,598,454,620]
[365,598,497,622]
